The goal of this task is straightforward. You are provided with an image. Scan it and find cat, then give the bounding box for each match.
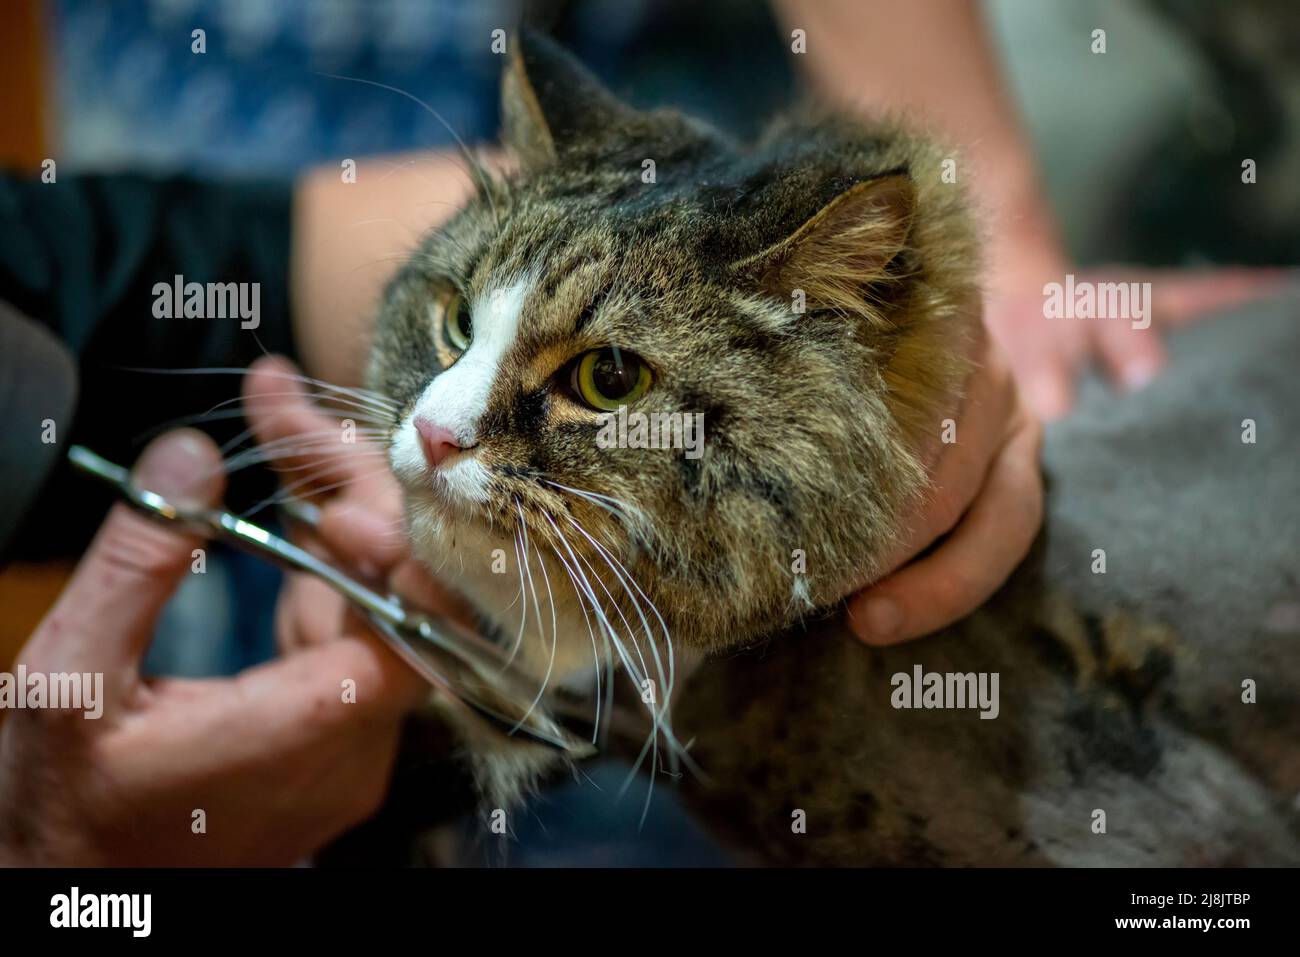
[364,30,1299,865]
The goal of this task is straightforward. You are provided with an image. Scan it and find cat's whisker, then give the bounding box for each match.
[563,514,666,700]
[505,501,529,660]
[402,224,479,267]
[222,444,389,479]
[309,506,406,536]
[497,511,526,617]
[315,72,501,230]
[571,520,677,709]
[226,428,388,457]
[243,463,397,517]
[131,389,391,455]
[368,154,485,207]
[551,523,617,726]
[560,528,673,808]
[217,435,388,481]
[547,541,604,745]
[540,514,608,745]
[597,553,668,757]
[618,709,660,829]
[559,564,664,817]
[218,390,396,423]
[508,499,546,672]
[568,540,655,717]
[146,404,385,440]
[217,432,369,477]
[564,513,698,781]
[542,479,649,537]
[576,545,672,783]
[116,366,399,416]
[542,513,648,728]
[248,435,389,465]
[361,237,480,278]
[237,451,389,502]
[506,540,560,739]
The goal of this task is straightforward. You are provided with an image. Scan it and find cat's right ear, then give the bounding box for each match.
[501,28,634,171]
[735,174,917,315]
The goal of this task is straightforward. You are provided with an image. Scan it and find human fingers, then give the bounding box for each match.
[25,430,225,682]
[846,411,1043,644]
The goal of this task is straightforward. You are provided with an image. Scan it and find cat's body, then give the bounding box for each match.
[670,303,1300,865]
[366,32,1298,865]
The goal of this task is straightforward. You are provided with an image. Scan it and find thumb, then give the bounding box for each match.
[30,429,226,677]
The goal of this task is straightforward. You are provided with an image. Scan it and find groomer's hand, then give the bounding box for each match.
[0,429,428,866]
[986,231,1290,420]
[846,332,1043,645]
[843,263,1284,645]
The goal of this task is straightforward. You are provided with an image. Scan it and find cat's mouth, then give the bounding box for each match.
[387,416,498,519]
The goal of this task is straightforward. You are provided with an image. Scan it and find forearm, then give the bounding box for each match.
[773,0,1064,274]
[291,152,486,388]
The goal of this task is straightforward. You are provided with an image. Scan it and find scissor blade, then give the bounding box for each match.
[366,611,594,756]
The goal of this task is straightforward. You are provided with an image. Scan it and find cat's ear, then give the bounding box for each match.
[502,28,635,170]
[736,174,917,312]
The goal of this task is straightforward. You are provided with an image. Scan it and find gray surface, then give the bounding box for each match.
[1044,288,1300,656]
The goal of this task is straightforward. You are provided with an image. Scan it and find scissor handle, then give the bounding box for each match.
[70,445,407,625]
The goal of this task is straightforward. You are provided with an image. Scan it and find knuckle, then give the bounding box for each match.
[925,490,968,539]
[96,522,190,581]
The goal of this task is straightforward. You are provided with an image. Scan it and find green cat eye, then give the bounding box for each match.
[572,348,652,412]
[444,291,473,352]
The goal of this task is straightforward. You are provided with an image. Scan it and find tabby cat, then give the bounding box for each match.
[365,31,1299,865]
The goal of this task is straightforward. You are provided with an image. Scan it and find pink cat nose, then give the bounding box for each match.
[414,417,464,468]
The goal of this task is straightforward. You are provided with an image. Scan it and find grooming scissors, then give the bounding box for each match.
[68,445,596,759]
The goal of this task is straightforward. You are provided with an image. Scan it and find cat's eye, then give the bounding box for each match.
[444,292,473,352]
[571,348,652,412]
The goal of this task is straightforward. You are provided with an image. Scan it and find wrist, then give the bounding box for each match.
[972,141,1068,281]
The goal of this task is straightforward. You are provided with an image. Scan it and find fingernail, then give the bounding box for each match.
[1121,360,1158,392]
[860,597,902,643]
[132,429,216,504]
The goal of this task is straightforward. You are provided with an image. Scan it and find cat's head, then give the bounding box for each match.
[368,31,980,677]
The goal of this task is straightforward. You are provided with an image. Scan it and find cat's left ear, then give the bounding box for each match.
[501,28,635,171]
[735,174,917,313]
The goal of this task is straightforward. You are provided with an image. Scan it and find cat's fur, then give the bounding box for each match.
[367,31,1299,864]
[674,303,1300,864]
